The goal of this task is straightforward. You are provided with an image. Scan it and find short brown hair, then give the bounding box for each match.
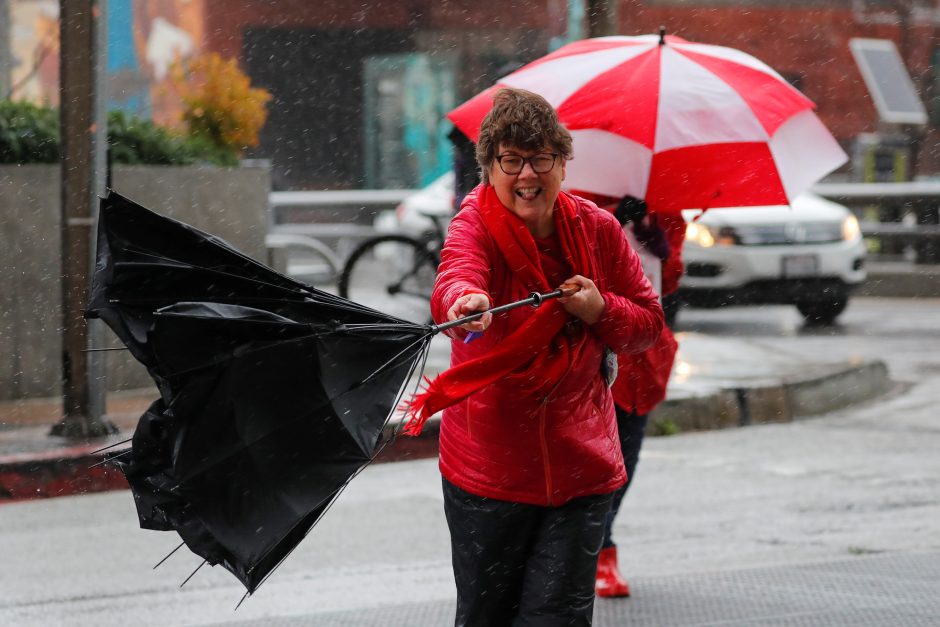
[475,88,573,183]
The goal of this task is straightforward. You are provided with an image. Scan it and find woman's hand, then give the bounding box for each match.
[447,293,493,332]
[558,275,606,325]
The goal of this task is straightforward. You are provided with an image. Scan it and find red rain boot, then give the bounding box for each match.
[595,546,631,598]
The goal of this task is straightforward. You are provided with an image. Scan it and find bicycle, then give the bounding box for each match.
[337,210,450,324]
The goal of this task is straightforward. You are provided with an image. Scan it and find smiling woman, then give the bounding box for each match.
[474,90,573,238]
[411,86,665,627]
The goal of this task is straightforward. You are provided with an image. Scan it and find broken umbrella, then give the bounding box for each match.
[87,191,572,597]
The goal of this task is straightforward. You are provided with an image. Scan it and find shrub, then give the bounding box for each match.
[108,110,237,166]
[0,100,238,166]
[0,100,59,163]
[108,110,193,165]
[171,53,271,157]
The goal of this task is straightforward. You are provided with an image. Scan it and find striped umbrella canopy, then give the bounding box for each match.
[448,33,848,213]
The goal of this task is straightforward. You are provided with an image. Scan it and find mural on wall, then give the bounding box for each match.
[7,0,59,104]
[6,0,203,125]
[129,0,205,126]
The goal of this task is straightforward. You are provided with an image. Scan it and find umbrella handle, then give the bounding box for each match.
[432,283,581,334]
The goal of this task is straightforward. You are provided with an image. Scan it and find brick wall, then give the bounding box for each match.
[197,1,939,179]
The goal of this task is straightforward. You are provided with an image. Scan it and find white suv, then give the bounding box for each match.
[680,193,866,323]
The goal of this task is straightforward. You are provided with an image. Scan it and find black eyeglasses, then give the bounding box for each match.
[494,153,560,175]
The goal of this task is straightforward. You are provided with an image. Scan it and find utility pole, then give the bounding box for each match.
[0,0,11,97]
[586,0,619,37]
[51,0,114,438]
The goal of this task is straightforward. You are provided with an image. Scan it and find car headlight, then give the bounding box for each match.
[686,223,738,247]
[685,222,715,247]
[842,214,861,241]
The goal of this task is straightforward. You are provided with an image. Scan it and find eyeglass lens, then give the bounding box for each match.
[498,154,556,174]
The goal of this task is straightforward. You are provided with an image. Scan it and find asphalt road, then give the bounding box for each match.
[1,297,938,626]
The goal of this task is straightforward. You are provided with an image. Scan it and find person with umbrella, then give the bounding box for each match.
[587,194,680,598]
[404,87,664,626]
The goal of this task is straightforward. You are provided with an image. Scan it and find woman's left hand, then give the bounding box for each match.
[558,275,606,325]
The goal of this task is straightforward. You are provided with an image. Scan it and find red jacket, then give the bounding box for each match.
[566,191,681,416]
[431,188,664,506]
[612,325,678,416]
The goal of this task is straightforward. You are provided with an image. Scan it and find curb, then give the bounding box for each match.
[649,360,892,433]
[0,418,445,505]
[858,263,940,298]
[0,448,128,502]
[0,360,892,505]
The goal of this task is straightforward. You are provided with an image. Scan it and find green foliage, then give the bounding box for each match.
[176,133,239,167]
[650,418,680,437]
[107,110,236,166]
[0,100,238,166]
[0,100,60,163]
[107,110,192,165]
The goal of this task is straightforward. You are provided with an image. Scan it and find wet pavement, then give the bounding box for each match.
[1,296,939,625]
[0,321,891,501]
[2,380,939,625]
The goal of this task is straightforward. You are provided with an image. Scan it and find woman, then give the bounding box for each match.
[405,88,664,626]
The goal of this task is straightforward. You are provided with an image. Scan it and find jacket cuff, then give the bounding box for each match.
[441,288,494,339]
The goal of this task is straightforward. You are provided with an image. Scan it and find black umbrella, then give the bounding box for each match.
[88,191,574,596]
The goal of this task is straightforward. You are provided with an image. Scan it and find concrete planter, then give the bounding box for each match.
[0,163,270,400]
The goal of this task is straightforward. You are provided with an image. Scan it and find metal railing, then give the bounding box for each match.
[264,189,418,283]
[811,181,940,263]
[262,182,940,282]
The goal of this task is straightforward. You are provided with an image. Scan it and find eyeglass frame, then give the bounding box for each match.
[494,152,561,175]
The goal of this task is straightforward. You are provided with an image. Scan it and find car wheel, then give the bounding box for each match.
[796,296,848,325]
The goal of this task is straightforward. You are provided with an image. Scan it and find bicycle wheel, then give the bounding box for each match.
[338,235,439,324]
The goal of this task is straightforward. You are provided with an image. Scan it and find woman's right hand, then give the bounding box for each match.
[447,293,492,332]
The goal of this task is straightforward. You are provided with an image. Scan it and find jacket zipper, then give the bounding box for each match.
[538,399,552,504]
[464,398,471,440]
[539,363,576,506]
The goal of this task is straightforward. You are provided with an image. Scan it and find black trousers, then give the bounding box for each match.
[602,407,648,548]
[443,478,613,627]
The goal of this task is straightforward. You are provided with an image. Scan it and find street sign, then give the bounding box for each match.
[849,38,928,125]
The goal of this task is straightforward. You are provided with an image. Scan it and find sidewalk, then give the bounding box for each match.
[0,331,892,503]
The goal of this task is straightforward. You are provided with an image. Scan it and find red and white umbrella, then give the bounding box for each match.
[448,34,848,213]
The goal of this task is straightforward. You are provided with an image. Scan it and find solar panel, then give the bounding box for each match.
[849,38,928,125]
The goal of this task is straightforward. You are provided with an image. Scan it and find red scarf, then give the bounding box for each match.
[403,185,597,435]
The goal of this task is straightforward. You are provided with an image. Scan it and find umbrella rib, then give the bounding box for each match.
[90,437,133,454]
[357,332,435,387]
[249,460,383,594]
[180,559,207,588]
[163,328,431,489]
[377,345,431,449]
[249,487,347,594]
[167,345,430,508]
[169,356,421,489]
[153,541,186,569]
[234,591,250,611]
[113,253,316,297]
[88,449,131,468]
[107,296,308,308]
[117,244,316,295]
[340,321,430,333]
[142,328,324,379]
[147,323,428,381]
[248,349,431,595]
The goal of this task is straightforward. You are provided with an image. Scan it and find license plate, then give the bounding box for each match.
[782,254,819,277]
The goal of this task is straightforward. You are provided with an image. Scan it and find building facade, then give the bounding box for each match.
[6,0,939,188]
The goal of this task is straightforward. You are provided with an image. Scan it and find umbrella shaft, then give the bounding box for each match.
[432,288,565,334]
